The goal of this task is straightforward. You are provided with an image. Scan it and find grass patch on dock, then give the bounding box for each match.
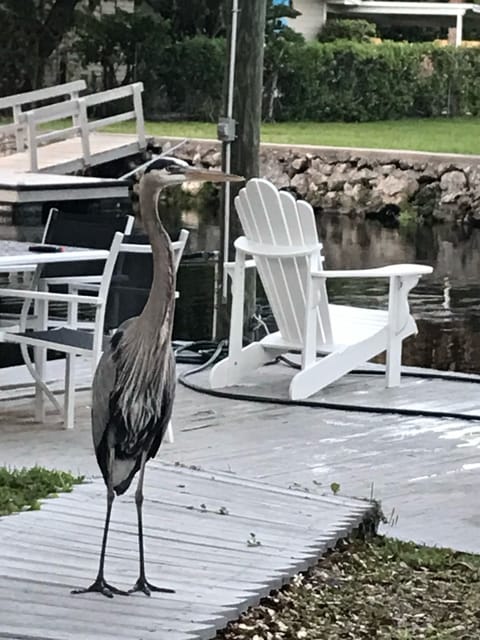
[218,535,480,639]
[0,466,83,516]
[103,117,480,155]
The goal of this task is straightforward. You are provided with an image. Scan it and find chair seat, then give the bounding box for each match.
[13,327,109,352]
[261,304,392,353]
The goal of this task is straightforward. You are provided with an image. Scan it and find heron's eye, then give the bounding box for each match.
[166,164,186,175]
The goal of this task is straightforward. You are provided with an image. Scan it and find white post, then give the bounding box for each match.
[64,293,77,429]
[302,260,318,371]
[34,296,48,422]
[12,104,25,151]
[228,249,246,361]
[385,276,402,387]
[26,113,38,172]
[78,98,91,168]
[132,83,146,149]
[71,89,80,129]
[455,12,463,47]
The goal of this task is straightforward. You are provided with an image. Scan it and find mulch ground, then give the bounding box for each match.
[217,535,480,640]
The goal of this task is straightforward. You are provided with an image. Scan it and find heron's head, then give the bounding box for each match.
[142,156,244,188]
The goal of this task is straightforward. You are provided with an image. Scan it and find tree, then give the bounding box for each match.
[75,8,171,91]
[0,0,84,94]
[136,0,227,38]
[264,1,303,121]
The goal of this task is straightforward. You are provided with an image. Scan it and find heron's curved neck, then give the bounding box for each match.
[138,178,175,334]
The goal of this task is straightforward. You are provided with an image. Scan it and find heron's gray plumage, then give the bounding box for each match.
[72,157,243,598]
[92,172,177,496]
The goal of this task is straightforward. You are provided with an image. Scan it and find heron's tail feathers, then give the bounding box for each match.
[112,458,140,496]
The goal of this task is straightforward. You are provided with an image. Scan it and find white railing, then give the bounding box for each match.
[21,82,146,172]
[0,80,87,152]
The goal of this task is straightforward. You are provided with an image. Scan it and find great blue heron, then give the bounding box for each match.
[72,157,243,598]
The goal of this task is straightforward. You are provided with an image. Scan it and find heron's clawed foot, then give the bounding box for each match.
[72,578,130,598]
[129,576,175,596]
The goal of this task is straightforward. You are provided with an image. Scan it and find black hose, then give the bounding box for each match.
[175,340,480,423]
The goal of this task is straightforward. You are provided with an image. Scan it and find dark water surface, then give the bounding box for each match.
[173,208,480,375]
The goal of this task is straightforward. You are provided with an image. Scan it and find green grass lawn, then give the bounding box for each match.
[104,117,480,155]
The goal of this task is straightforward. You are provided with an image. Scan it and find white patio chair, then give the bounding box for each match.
[0,232,124,429]
[44,229,189,441]
[210,178,433,399]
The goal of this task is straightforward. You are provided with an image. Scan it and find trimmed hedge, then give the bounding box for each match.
[144,38,480,122]
[273,40,480,121]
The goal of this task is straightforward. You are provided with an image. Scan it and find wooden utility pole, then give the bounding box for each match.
[229,0,267,237]
[217,0,267,339]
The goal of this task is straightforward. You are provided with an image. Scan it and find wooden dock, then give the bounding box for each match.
[0,82,148,175]
[0,171,130,204]
[1,358,480,553]
[0,132,147,175]
[1,358,480,638]
[0,462,372,640]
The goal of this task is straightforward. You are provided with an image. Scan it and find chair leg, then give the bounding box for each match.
[386,337,402,387]
[64,354,76,429]
[165,420,174,444]
[210,343,271,388]
[34,346,46,422]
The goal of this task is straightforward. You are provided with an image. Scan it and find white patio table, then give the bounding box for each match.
[0,239,109,273]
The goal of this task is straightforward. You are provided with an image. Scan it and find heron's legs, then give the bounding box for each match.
[129,452,175,596]
[72,453,128,598]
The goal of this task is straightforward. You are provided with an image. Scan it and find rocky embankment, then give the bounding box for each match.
[158,137,480,225]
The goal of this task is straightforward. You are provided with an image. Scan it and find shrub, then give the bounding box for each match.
[164,36,226,121]
[272,40,480,121]
[0,466,83,516]
[318,19,377,43]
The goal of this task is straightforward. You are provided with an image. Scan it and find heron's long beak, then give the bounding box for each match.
[181,167,244,183]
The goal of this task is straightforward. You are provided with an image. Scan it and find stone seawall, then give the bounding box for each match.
[156,137,480,225]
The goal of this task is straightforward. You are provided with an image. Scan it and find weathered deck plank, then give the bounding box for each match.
[0,465,373,640]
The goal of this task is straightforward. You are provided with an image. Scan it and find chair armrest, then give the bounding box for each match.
[69,282,101,293]
[234,236,321,259]
[40,275,102,286]
[0,288,103,306]
[224,259,257,278]
[312,264,433,279]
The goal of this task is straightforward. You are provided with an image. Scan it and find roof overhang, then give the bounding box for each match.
[327,0,480,23]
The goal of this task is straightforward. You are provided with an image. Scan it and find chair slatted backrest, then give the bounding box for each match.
[41,209,134,279]
[234,178,332,346]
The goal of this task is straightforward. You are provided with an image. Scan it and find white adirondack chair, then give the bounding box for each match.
[210,178,433,399]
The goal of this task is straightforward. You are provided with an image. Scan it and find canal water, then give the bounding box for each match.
[2,205,480,374]
[173,206,480,374]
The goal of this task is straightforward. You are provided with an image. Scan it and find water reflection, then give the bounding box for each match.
[172,207,480,374]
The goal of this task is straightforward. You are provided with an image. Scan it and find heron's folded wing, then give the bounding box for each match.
[91,340,118,452]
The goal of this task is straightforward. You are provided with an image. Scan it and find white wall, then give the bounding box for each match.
[290,0,327,40]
